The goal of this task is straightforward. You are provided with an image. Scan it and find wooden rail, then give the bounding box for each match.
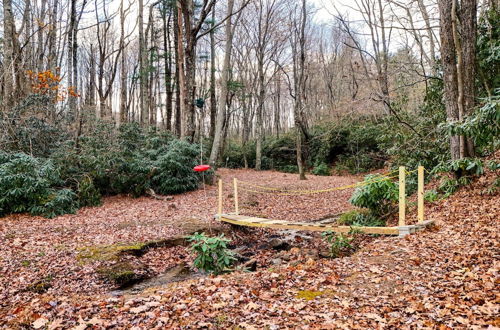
[217,166,432,237]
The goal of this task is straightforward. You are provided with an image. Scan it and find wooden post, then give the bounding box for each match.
[399,166,406,226]
[233,178,239,215]
[218,179,223,220]
[418,166,424,223]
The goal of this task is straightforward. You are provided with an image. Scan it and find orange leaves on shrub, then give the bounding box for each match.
[26,69,80,102]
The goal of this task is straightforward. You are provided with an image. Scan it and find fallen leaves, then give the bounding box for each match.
[1,162,499,328]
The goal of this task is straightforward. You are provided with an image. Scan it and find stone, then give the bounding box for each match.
[271,258,282,265]
[269,238,290,251]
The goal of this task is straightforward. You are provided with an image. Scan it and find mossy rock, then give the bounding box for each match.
[25,276,53,293]
[97,262,145,287]
[77,243,149,262]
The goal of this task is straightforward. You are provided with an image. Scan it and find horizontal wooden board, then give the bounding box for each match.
[220,214,400,235]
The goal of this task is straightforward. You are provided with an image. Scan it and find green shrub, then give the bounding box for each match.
[279,164,299,173]
[312,162,330,176]
[349,174,398,217]
[0,152,78,218]
[438,177,461,197]
[77,176,102,207]
[337,209,384,227]
[187,232,236,274]
[424,189,439,202]
[322,231,353,258]
[150,139,201,194]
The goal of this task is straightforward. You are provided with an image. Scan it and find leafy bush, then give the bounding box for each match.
[337,209,385,227]
[312,162,330,176]
[438,177,461,197]
[150,139,201,194]
[279,164,299,174]
[349,174,398,217]
[441,96,500,154]
[424,189,439,202]
[434,158,485,178]
[322,231,353,258]
[187,232,236,274]
[0,152,78,217]
[77,176,102,207]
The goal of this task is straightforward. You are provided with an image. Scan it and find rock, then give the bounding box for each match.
[319,250,331,258]
[281,253,291,261]
[269,238,290,251]
[271,258,282,265]
[97,261,146,288]
[240,258,257,271]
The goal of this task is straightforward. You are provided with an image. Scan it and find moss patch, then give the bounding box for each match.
[295,290,324,301]
[77,243,148,262]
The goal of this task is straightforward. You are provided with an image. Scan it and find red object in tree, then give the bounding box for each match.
[193,164,211,172]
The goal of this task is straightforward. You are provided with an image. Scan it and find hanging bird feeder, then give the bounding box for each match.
[193,164,211,172]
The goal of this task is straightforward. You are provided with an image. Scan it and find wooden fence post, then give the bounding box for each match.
[218,179,223,220]
[418,166,424,223]
[233,178,239,215]
[399,166,406,226]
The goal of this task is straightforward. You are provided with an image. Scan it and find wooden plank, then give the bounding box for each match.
[399,166,406,226]
[218,179,223,220]
[220,216,399,235]
[233,178,239,215]
[418,166,424,223]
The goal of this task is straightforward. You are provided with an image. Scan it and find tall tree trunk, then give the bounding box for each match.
[162,3,173,130]
[209,9,217,140]
[209,0,235,165]
[294,0,308,180]
[67,0,77,118]
[255,55,265,171]
[119,0,128,125]
[439,0,461,160]
[2,0,15,110]
[461,0,477,157]
[138,0,148,125]
[176,1,187,137]
[173,6,182,136]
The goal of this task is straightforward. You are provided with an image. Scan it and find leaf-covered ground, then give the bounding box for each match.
[1,165,498,328]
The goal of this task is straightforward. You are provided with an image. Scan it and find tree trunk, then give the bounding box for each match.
[176,2,187,137]
[438,0,461,160]
[162,3,173,131]
[209,0,235,166]
[119,0,128,125]
[461,0,477,157]
[2,0,15,110]
[294,0,308,180]
[138,0,148,125]
[173,6,182,137]
[209,9,217,140]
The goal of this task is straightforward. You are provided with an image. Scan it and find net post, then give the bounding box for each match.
[218,179,223,220]
[418,166,424,224]
[399,166,406,226]
[233,178,239,215]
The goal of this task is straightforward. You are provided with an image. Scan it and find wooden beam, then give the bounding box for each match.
[218,179,223,220]
[233,178,239,215]
[220,215,400,235]
[399,166,406,226]
[418,166,424,223]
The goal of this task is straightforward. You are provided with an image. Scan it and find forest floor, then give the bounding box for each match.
[0,160,498,328]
